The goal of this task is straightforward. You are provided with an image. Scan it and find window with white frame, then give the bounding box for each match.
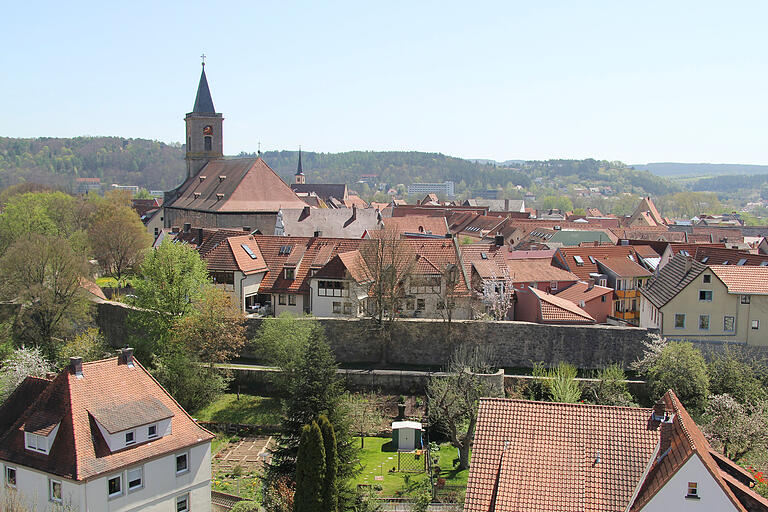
[148,424,157,439]
[409,276,441,294]
[108,474,122,498]
[50,479,62,502]
[127,467,143,491]
[686,481,699,498]
[125,430,135,446]
[25,432,49,454]
[752,320,760,330]
[318,280,348,297]
[5,466,16,488]
[550,281,557,290]
[176,493,190,512]
[176,452,189,474]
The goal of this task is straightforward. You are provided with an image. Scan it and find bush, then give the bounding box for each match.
[587,364,636,407]
[546,362,581,403]
[647,342,709,415]
[231,502,261,512]
[707,349,766,405]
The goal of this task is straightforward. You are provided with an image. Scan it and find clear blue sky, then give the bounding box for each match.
[3,1,767,164]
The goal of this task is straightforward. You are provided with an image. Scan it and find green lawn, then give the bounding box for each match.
[95,276,136,287]
[354,436,468,497]
[192,394,283,426]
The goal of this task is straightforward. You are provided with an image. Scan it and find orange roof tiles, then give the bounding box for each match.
[597,256,652,278]
[555,246,643,281]
[382,216,449,236]
[556,281,614,303]
[465,398,659,512]
[530,287,595,323]
[0,356,213,481]
[507,259,580,284]
[709,265,768,295]
[203,234,268,275]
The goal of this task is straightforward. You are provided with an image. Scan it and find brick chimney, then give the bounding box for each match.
[658,413,676,454]
[587,278,595,291]
[300,206,310,221]
[197,228,204,246]
[351,204,357,221]
[683,255,693,275]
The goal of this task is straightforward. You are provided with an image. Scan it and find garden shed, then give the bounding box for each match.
[391,421,422,451]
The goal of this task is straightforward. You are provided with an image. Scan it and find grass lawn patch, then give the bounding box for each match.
[193,394,283,426]
[354,436,469,498]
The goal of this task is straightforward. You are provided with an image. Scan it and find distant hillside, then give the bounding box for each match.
[0,136,675,198]
[633,162,768,177]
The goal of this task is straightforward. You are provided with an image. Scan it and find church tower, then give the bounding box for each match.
[185,60,223,179]
[294,147,306,184]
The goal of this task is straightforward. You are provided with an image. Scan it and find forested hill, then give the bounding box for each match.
[0,136,675,197]
[0,137,185,191]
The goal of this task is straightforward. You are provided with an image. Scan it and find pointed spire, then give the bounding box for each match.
[192,62,216,114]
[296,146,304,175]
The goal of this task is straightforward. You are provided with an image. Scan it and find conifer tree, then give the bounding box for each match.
[294,421,325,512]
[319,414,338,512]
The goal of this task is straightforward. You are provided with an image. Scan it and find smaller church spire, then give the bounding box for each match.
[296,146,304,175]
[192,59,216,114]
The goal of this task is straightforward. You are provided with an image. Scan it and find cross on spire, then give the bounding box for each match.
[200,53,207,67]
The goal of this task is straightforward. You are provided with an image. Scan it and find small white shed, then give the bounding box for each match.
[391,420,423,451]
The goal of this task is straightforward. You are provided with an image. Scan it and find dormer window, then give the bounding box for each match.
[23,413,61,455]
[125,431,135,446]
[285,268,295,280]
[148,424,157,439]
[686,482,699,499]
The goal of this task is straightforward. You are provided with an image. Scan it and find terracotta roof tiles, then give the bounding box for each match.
[709,265,768,295]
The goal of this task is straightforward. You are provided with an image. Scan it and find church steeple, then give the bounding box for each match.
[192,63,216,114]
[294,147,306,184]
[185,58,224,179]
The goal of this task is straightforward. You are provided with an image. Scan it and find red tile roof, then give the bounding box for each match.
[0,356,213,481]
[694,246,768,266]
[555,246,643,281]
[529,287,595,323]
[167,157,307,213]
[556,281,614,303]
[597,256,652,278]
[507,259,580,284]
[253,236,364,294]
[202,234,268,274]
[465,398,658,512]
[708,265,768,295]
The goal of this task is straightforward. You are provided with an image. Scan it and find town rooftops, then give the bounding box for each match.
[555,246,643,280]
[506,259,580,284]
[555,280,614,303]
[167,157,307,213]
[694,246,768,266]
[279,206,382,238]
[202,234,268,274]
[382,215,450,237]
[597,256,652,278]
[0,354,213,481]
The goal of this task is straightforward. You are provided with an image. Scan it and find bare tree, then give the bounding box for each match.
[88,204,152,286]
[347,393,385,448]
[427,345,501,470]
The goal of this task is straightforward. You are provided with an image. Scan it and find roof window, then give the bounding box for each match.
[588,256,596,264]
[760,261,768,267]
[574,255,584,266]
[481,252,488,260]
[279,245,293,255]
[241,244,258,259]
[701,256,709,263]
[737,258,747,266]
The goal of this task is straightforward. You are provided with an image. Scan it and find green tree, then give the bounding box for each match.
[586,364,636,407]
[0,191,80,255]
[646,342,709,415]
[319,415,338,512]
[250,313,317,368]
[150,344,228,412]
[57,328,111,368]
[546,362,581,403]
[0,234,90,357]
[706,348,766,405]
[88,203,152,285]
[294,421,326,512]
[703,394,768,462]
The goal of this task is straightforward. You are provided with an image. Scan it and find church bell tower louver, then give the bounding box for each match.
[185,56,224,179]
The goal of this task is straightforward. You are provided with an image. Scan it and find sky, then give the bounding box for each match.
[2,1,768,164]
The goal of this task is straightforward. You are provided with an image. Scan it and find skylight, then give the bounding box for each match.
[701,257,709,263]
[737,258,747,266]
[723,260,729,265]
[680,250,690,256]
[481,252,488,260]
[760,261,768,266]
[279,245,293,255]
[241,244,258,260]
[588,256,596,264]
[574,255,584,266]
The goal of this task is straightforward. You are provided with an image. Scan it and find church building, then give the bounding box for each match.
[163,63,307,233]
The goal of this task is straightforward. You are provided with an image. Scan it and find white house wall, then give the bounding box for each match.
[1,442,210,512]
[637,455,739,512]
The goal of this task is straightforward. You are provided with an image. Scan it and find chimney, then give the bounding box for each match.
[593,241,599,247]
[314,230,323,238]
[197,228,204,246]
[183,223,191,233]
[300,206,311,221]
[69,357,83,377]
[495,234,504,247]
[587,278,595,291]
[683,256,693,274]
[658,414,675,454]
[351,204,357,220]
[121,347,135,367]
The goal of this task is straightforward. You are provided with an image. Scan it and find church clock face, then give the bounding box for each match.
[203,125,213,136]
